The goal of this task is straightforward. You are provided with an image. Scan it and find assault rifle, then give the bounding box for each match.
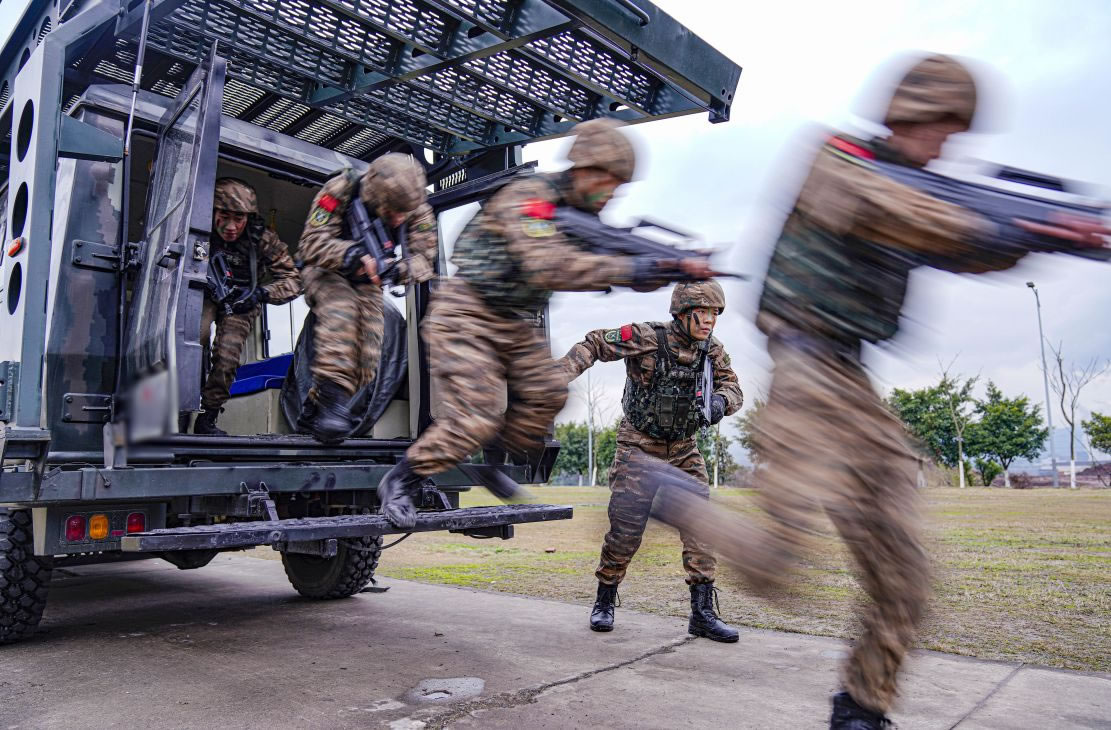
[696,345,713,428]
[872,160,1111,262]
[552,205,749,281]
[205,250,237,316]
[346,195,407,288]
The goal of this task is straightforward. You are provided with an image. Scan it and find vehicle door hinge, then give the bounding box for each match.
[61,393,113,424]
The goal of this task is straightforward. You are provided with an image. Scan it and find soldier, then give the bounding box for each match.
[376,119,716,530]
[295,153,438,443]
[640,54,1110,730]
[194,178,301,435]
[557,280,743,642]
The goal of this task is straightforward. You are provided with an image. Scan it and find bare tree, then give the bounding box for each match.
[1047,342,1110,489]
[576,371,619,486]
[938,357,978,489]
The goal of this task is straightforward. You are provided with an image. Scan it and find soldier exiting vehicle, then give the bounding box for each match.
[193,178,301,435]
[295,154,439,443]
[376,119,718,529]
[557,281,743,642]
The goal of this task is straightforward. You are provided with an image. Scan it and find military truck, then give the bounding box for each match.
[0,0,741,644]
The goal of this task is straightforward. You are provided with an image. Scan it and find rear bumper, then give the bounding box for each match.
[121,503,573,552]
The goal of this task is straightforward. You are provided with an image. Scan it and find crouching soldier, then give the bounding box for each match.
[194,178,301,435]
[296,154,438,443]
[557,281,743,641]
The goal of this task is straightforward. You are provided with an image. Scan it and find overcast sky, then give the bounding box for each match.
[2,0,1108,442]
[522,0,1111,439]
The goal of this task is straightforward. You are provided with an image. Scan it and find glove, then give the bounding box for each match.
[630,258,669,290]
[340,243,371,280]
[229,287,266,314]
[710,394,726,425]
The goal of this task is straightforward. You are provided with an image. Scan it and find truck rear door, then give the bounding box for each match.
[121,52,225,440]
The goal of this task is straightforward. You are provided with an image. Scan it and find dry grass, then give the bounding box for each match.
[370,486,1111,672]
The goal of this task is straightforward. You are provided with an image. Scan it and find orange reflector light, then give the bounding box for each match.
[126,512,146,534]
[65,515,86,541]
[7,237,24,257]
[89,514,110,540]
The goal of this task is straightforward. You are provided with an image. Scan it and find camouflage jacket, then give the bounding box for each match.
[212,227,301,305]
[451,172,636,317]
[558,319,743,438]
[758,133,1025,346]
[297,168,438,283]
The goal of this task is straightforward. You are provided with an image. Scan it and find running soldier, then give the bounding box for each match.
[376,119,717,529]
[296,153,438,443]
[639,54,1110,729]
[558,280,743,642]
[193,178,301,435]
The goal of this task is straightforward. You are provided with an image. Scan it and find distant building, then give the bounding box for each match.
[1010,427,1111,475]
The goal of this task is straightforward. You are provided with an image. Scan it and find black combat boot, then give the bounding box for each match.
[688,583,739,643]
[589,582,618,632]
[377,457,425,530]
[459,464,527,501]
[829,692,891,730]
[193,408,226,436]
[304,380,353,444]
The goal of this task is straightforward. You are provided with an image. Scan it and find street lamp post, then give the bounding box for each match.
[1027,282,1060,488]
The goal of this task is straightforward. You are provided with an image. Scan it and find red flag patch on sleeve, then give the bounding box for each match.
[317,194,340,213]
[620,324,633,342]
[522,198,556,220]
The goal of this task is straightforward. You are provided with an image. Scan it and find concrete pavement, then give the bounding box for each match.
[1,554,1108,729]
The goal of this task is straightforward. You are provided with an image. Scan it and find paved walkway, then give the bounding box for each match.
[1,554,1107,729]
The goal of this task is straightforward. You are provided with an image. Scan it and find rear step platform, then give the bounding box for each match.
[121,504,573,553]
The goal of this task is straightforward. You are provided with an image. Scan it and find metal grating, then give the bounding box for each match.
[61,0,740,159]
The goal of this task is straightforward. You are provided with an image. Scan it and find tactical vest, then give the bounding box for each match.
[212,218,263,289]
[623,326,706,441]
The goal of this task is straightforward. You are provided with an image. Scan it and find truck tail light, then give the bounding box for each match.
[65,515,86,541]
[126,512,146,534]
[88,514,110,540]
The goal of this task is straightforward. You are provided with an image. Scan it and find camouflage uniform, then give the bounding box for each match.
[559,317,742,585]
[651,56,1034,715]
[297,154,438,398]
[200,179,300,413]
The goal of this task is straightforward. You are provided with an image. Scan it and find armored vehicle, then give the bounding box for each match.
[0,0,740,644]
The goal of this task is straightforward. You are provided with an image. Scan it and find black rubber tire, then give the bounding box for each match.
[158,549,219,570]
[0,509,53,646]
[281,535,381,599]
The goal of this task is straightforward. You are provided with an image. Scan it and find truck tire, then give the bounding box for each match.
[0,509,53,645]
[281,535,381,599]
[158,549,219,570]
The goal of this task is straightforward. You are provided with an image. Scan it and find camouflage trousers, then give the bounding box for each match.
[597,421,716,586]
[302,265,384,397]
[407,280,566,477]
[754,337,928,713]
[200,297,256,411]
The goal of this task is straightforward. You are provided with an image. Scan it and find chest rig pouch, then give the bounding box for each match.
[623,326,706,441]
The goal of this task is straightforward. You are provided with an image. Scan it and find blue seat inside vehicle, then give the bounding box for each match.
[229,353,293,397]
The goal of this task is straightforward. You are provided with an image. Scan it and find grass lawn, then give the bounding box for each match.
[371,486,1111,672]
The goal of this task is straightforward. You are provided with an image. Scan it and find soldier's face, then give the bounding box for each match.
[571,168,624,212]
[888,119,967,166]
[214,209,248,242]
[683,307,717,341]
[380,208,408,228]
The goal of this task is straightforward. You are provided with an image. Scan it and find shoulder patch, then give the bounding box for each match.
[317,194,340,213]
[309,207,332,227]
[825,135,876,168]
[522,218,557,238]
[521,198,556,220]
[620,324,633,341]
[603,329,620,344]
[415,221,434,232]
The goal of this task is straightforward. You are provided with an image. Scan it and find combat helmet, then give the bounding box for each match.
[670,280,725,317]
[213,177,259,215]
[567,118,636,183]
[360,153,428,216]
[883,54,978,130]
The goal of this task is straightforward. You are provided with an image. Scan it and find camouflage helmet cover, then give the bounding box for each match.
[360,153,428,215]
[213,177,259,215]
[883,54,977,129]
[670,280,726,317]
[566,118,636,183]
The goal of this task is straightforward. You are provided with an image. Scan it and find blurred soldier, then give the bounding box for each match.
[376,119,716,530]
[194,178,301,435]
[639,54,1110,729]
[296,153,438,443]
[557,280,743,642]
